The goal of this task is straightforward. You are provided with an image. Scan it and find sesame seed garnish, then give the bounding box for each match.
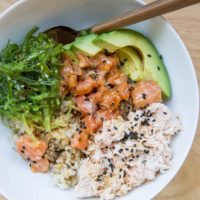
[110,173,113,177]
[163,112,167,115]
[114,126,117,130]
[160,55,163,60]
[29,163,32,167]
[136,155,139,158]
[119,175,122,179]
[108,129,111,132]
[147,54,152,57]
[22,146,26,150]
[119,149,123,153]
[131,149,134,153]
[33,161,37,164]
[124,58,128,62]
[119,168,123,172]
[122,158,125,162]
[134,144,137,147]
[157,66,160,70]
[144,150,149,154]
[152,119,156,122]
[142,93,147,99]
[125,148,129,151]
[123,171,127,178]
[129,159,133,162]
[101,117,104,121]
[102,60,107,63]
[21,150,25,154]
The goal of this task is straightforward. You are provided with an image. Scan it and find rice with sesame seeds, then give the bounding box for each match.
[75,103,182,200]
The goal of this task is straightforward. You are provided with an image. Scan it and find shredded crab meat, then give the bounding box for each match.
[75,103,181,200]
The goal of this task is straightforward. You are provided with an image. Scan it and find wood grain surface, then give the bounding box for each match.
[0,0,199,200]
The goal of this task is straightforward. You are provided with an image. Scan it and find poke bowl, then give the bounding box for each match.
[0,0,199,200]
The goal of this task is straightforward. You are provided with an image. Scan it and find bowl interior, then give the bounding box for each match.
[0,0,199,200]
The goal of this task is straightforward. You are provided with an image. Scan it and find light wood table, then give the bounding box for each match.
[0,1,200,200]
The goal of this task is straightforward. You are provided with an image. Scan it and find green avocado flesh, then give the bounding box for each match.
[65,29,171,99]
[116,47,143,81]
[69,33,101,56]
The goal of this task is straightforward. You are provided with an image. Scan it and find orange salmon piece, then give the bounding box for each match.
[131,80,162,109]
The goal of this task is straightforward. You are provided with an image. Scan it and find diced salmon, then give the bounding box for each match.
[83,115,98,134]
[75,95,97,115]
[16,135,47,161]
[71,132,89,150]
[75,77,98,96]
[30,158,49,173]
[101,89,121,110]
[88,91,103,104]
[131,80,162,109]
[76,53,91,68]
[98,54,119,72]
[94,109,112,129]
[117,81,130,100]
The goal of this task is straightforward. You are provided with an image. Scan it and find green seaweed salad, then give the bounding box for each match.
[0,27,74,135]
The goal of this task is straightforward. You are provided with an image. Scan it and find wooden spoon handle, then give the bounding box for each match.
[91,0,200,33]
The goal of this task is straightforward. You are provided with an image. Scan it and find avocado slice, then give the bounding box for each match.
[70,33,102,57]
[116,47,143,81]
[94,29,171,98]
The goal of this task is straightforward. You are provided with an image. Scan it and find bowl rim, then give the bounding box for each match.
[0,0,199,200]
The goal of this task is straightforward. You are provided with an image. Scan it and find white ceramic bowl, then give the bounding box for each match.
[0,0,199,200]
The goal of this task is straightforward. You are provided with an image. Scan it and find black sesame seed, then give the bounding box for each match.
[119,149,123,153]
[72,59,75,62]
[120,61,125,66]
[141,133,144,137]
[134,117,139,121]
[114,126,117,130]
[101,117,104,121]
[27,157,30,161]
[110,173,113,177]
[157,66,160,70]
[142,93,147,99]
[136,155,139,158]
[152,119,156,122]
[22,146,26,150]
[97,178,101,182]
[129,159,134,162]
[33,161,37,164]
[119,168,123,172]
[134,144,137,147]
[163,112,167,115]
[123,171,127,178]
[102,60,107,63]
[160,55,163,60]
[29,163,32,167]
[108,129,111,132]
[144,150,149,154]
[21,150,25,154]
[147,54,152,57]
[124,58,128,62]
[119,175,122,179]
[131,149,134,153]
[122,158,125,162]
